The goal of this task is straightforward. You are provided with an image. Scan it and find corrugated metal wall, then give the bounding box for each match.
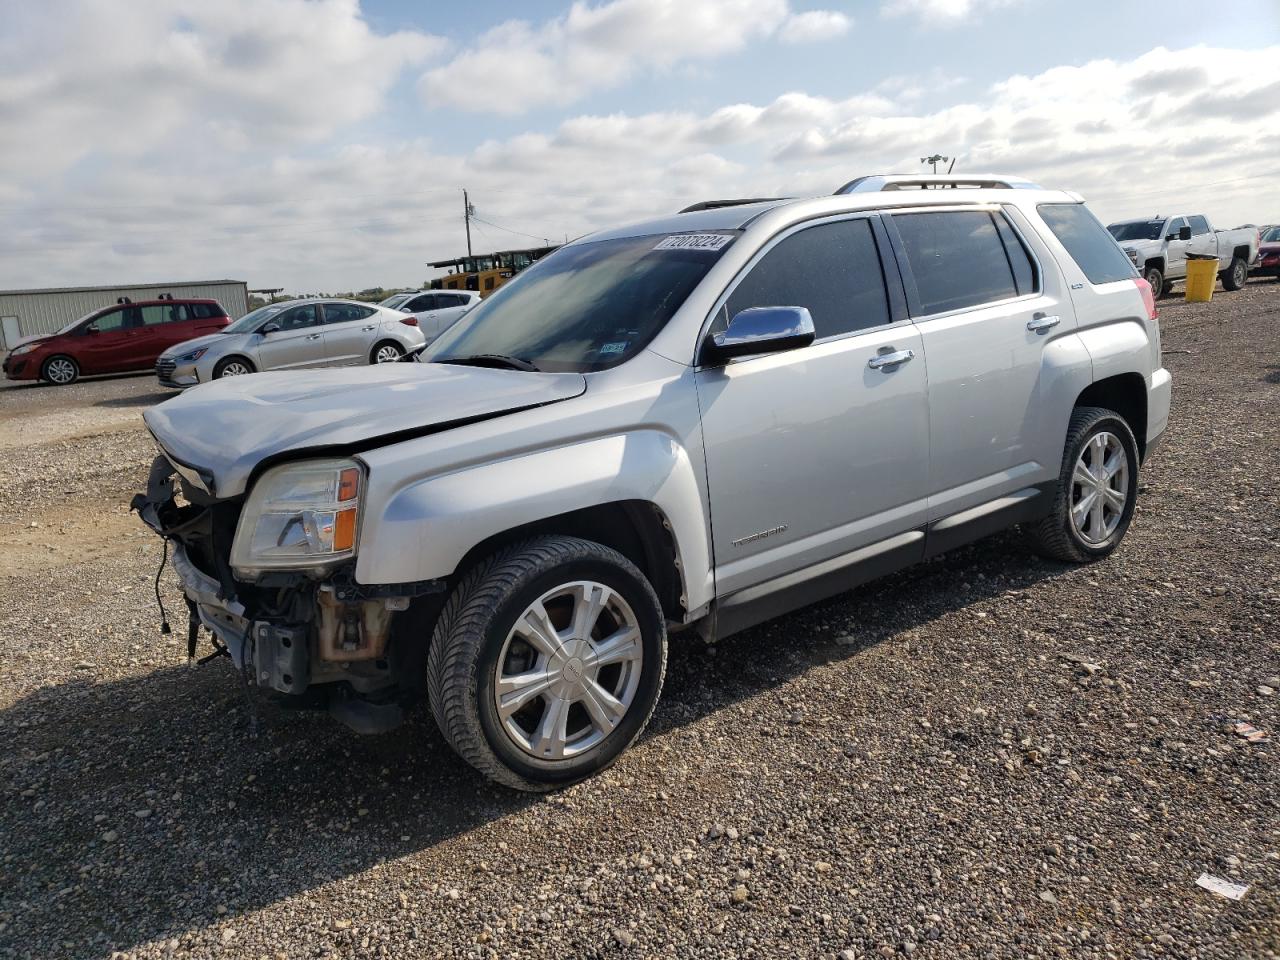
[0,281,249,347]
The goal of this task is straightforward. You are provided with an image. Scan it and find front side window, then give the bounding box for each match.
[892,211,1021,314]
[427,233,734,372]
[1038,203,1137,286]
[88,308,125,333]
[278,305,320,330]
[723,218,891,338]
[222,302,289,334]
[1166,218,1188,239]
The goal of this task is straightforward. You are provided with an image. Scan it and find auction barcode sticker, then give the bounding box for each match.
[654,234,734,251]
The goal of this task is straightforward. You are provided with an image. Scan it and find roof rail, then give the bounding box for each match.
[678,198,789,213]
[834,174,1042,195]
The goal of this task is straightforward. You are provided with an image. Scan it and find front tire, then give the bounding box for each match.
[1023,406,1140,563]
[41,355,79,385]
[1221,256,1247,291]
[427,536,667,791]
[213,356,254,379]
[1143,265,1166,299]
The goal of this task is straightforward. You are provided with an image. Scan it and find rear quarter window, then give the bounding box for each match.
[1037,203,1137,285]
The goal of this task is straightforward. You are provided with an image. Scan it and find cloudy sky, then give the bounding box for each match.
[1,0,1277,293]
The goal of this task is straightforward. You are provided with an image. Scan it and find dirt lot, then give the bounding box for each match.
[1,284,1278,960]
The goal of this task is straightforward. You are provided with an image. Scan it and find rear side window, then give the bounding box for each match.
[138,305,170,326]
[323,303,376,324]
[891,211,1022,314]
[189,303,225,319]
[439,294,470,308]
[405,294,436,312]
[725,218,891,339]
[1038,203,1137,285]
[1188,215,1210,236]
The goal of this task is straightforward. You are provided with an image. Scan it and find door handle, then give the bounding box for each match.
[1026,314,1060,333]
[361,325,375,331]
[867,349,914,370]
[306,333,322,340]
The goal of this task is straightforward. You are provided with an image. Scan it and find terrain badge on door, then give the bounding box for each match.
[732,524,788,547]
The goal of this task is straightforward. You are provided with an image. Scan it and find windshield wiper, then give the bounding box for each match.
[438,354,540,372]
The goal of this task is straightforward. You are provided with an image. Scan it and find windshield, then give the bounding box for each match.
[1108,221,1165,242]
[425,233,735,372]
[56,308,104,335]
[379,293,413,309]
[1262,226,1280,243]
[222,302,290,335]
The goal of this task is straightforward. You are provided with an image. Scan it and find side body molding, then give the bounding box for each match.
[353,429,713,613]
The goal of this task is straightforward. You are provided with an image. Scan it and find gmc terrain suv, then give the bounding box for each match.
[135,174,1171,791]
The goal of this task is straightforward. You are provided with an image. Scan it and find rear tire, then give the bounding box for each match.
[1143,265,1165,299]
[1023,406,1140,564]
[213,357,254,379]
[41,355,79,385]
[1221,256,1247,291]
[370,341,404,364]
[427,536,667,791]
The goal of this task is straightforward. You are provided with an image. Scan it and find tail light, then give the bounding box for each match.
[1133,277,1157,321]
[399,316,418,327]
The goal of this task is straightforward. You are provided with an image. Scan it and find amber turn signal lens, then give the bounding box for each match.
[333,508,357,551]
[338,467,360,502]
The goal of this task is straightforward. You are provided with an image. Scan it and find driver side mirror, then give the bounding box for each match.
[1177,226,1192,242]
[83,323,99,335]
[701,306,815,366]
[260,322,280,335]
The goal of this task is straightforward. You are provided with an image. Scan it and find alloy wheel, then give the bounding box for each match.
[219,361,251,377]
[1233,261,1246,288]
[45,358,76,384]
[375,344,402,363]
[1070,431,1129,545]
[494,580,643,760]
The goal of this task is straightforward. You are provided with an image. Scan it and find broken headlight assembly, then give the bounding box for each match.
[231,458,363,578]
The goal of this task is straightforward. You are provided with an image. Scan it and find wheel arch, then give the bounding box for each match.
[214,354,256,375]
[1074,373,1148,461]
[451,501,685,624]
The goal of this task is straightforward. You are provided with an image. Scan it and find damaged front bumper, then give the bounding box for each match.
[133,453,444,731]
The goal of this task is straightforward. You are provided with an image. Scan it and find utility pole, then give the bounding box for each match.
[463,188,474,256]
[920,153,949,174]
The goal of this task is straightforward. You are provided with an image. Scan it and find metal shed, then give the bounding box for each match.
[0,280,249,349]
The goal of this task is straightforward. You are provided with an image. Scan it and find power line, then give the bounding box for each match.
[469,214,553,245]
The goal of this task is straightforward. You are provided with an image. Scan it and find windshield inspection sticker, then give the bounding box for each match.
[654,233,733,252]
[598,341,629,356]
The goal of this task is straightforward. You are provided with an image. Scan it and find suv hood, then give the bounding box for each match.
[143,362,587,498]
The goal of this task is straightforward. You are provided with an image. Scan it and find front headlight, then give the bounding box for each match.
[175,347,208,364]
[230,458,363,576]
[9,343,36,357]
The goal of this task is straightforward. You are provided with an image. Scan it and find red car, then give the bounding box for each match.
[1256,225,1280,280]
[2,297,230,385]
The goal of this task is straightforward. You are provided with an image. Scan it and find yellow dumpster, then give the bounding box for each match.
[1184,255,1218,302]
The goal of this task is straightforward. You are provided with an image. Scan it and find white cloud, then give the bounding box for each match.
[779,10,854,43]
[0,0,442,183]
[420,0,817,114]
[881,0,1021,24]
[1,43,1277,294]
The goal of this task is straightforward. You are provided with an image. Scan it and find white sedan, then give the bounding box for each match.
[394,290,482,344]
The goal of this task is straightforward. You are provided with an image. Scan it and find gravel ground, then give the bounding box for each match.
[1,284,1277,960]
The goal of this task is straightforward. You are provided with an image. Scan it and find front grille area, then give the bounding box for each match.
[156,358,177,378]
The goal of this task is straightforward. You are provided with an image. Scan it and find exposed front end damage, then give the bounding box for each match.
[133,453,444,733]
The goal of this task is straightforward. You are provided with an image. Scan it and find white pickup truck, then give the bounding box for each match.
[1107,214,1259,298]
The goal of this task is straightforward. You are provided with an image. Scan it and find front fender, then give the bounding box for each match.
[353,430,713,611]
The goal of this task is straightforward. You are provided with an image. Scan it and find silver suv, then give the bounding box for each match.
[135,174,1171,791]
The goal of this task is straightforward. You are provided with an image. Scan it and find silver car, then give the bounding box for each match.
[137,174,1170,791]
[156,298,425,387]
